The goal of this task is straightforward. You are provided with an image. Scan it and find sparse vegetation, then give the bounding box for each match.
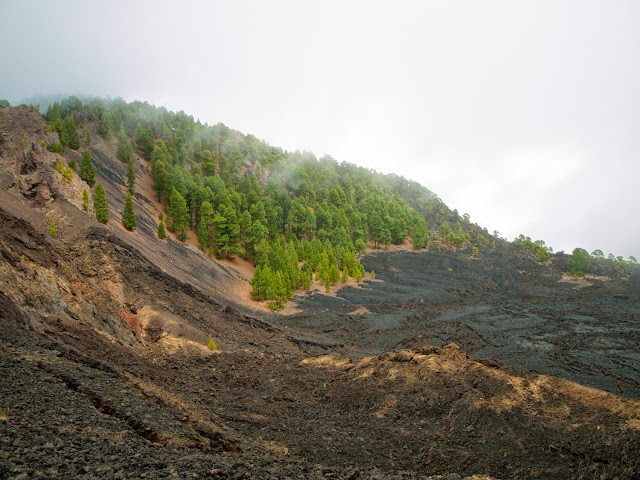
[514,234,552,262]
[439,221,470,248]
[47,142,64,154]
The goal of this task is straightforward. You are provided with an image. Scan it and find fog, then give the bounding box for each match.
[1,0,639,257]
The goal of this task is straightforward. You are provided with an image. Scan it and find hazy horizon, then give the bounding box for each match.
[2,0,639,258]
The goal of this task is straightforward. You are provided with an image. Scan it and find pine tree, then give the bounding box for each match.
[126,157,136,195]
[64,115,80,150]
[117,127,133,163]
[168,188,189,241]
[82,188,90,210]
[411,217,429,250]
[439,221,453,245]
[197,201,214,251]
[369,210,384,248]
[122,192,137,231]
[353,263,363,282]
[79,149,96,187]
[300,262,313,290]
[93,182,109,224]
[248,220,268,257]
[569,248,590,276]
[49,220,56,237]
[151,160,167,200]
[329,265,340,286]
[250,264,264,300]
[239,210,252,251]
[214,203,240,258]
[99,112,114,141]
[54,117,68,147]
[157,221,167,239]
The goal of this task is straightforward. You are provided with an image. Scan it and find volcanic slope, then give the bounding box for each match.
[1,105,639,479]
[283,247,640,399]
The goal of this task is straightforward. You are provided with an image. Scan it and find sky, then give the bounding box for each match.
[2,0,639,258]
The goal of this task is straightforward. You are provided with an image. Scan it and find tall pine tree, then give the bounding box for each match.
[82,188,90,210]
[117,127,133,163]
[93,182,109,224]
[169,188,189,241]
[79,149,96,187]
[197,201,214,251]
[126,157,136,195]
[54,117,68,148]
[122,192,137,231]
[64,115,80,150]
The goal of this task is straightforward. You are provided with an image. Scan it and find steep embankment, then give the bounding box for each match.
[1,105,640,479]
[0,105,259,316]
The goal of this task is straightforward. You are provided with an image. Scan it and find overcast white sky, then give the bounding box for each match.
[2,0,639,257]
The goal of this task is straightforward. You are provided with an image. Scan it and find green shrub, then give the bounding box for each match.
[569,248,589,276]
[62,168,73,183]
[208,338,217,350]
[48,142,63,153]
[82,189,90,210]
[157,221,166,239]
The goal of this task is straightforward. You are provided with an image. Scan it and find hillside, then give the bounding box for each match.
[1,102,639,479]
